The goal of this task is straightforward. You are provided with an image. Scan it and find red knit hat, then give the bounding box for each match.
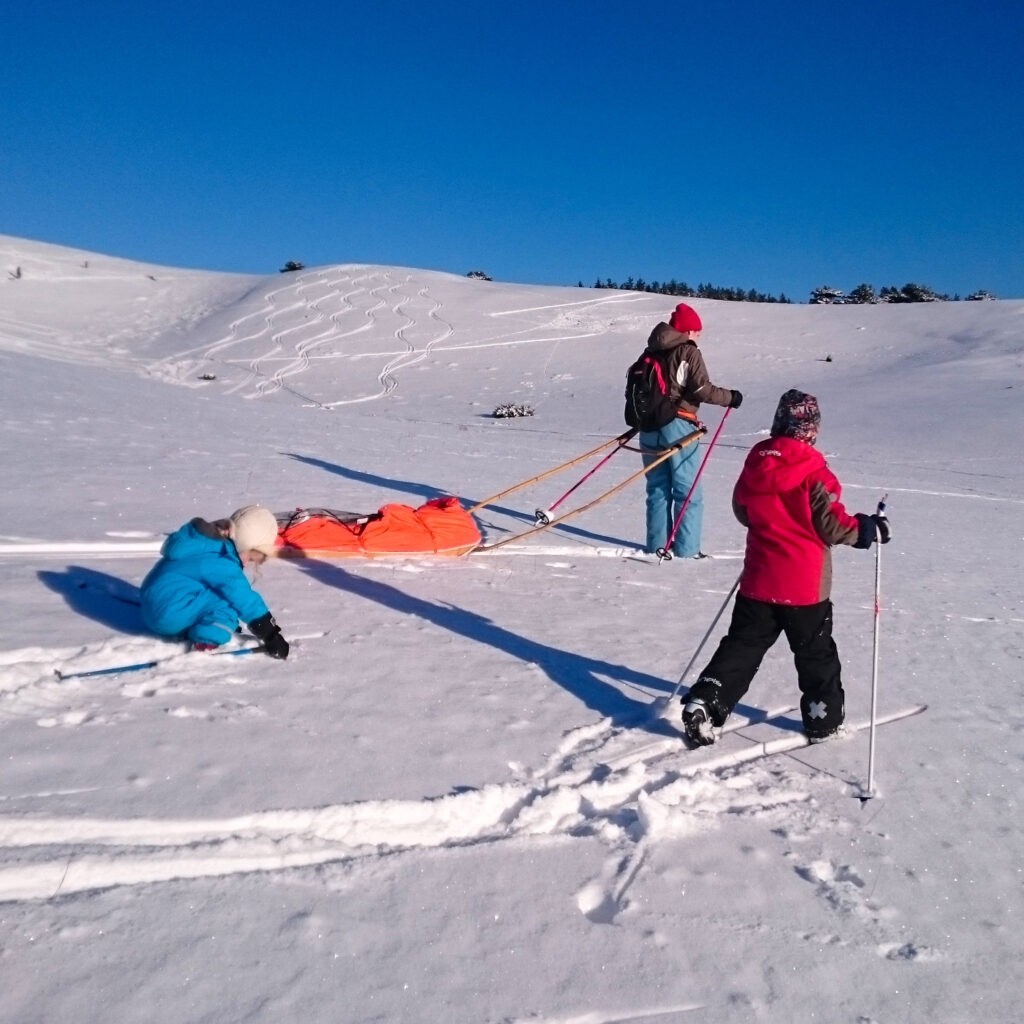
[669,303,702,333]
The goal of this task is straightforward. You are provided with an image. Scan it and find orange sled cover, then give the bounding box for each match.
[275,498,481,558]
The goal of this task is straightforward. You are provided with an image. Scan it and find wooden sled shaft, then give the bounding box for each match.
[467,428,638,514]
[475,427,705,552]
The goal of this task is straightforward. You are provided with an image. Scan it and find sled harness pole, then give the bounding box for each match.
[863,493,888,800]
[477,427,705,553]
[535,429,638,525]
[665,571,742,705]
[658,407,732,562]
[467,428,637,515]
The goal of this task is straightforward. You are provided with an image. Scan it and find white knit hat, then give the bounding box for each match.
[228,505,279,555]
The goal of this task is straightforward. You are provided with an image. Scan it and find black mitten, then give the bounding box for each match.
[854,514,874,549]
[874,515,891,544]
[263,631,290,660]
[248,612,290,660]
[854,513,890,549]
[729,390,744,409]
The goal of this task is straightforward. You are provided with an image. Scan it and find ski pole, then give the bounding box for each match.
[653,573,742,718]
[657,407,732,562]
[54,644,264,681]
[535,429,637,525]
[477,427,704,552]
[863,494,888,799]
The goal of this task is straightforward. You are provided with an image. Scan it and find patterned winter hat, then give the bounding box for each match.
[229,505,279,555]
[669,302,703,333]
[770,389,821,445]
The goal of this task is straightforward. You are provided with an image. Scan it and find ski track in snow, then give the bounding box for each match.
[0,260,958,973]
[138,267,615,409]
[502,1007,705,1023]
[0,633,936,962]
[0,701,800,906]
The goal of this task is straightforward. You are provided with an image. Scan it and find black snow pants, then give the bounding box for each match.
[686,593,846,737]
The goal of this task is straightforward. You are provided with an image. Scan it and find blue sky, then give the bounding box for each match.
[3,0,1021,300]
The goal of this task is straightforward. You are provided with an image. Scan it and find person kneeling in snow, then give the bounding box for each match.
[681,390,889,745]
[140,505,289,659]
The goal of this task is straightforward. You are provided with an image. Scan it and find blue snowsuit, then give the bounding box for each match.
[140,519,269,646]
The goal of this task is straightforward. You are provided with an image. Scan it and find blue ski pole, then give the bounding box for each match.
[55,645,263,681]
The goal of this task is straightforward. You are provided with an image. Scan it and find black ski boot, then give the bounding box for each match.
[683,698,716,746]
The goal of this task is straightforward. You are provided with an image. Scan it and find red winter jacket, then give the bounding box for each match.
[733,437,861,605]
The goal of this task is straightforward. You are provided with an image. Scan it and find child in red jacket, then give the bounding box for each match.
[681,390,889,744]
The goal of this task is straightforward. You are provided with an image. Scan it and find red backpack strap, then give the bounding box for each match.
[645,355,668,393]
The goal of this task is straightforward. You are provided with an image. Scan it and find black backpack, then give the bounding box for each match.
[624,350,678,431]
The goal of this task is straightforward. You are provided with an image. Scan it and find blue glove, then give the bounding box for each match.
[729,390,743,409]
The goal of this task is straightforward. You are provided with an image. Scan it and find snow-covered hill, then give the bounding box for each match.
[1,235,1022,1023]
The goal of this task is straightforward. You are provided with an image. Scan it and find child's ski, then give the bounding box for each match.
[676,703,928,776]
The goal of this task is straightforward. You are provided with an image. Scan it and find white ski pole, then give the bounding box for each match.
[864,494,887,799]
[653,572,742,718]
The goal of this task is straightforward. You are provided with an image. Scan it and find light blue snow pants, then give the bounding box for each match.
[639,417,704,557]
[142,585,239,646]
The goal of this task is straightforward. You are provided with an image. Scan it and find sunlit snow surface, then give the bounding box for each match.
[1,235,1021,1023]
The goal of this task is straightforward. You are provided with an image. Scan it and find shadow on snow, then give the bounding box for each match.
[301,558,677,736]
[37,566,146,634]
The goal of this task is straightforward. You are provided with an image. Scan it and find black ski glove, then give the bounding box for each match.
[729,390,743,409]
[875,516,891,544]
[248,612,290,660]
[854,514,891,549]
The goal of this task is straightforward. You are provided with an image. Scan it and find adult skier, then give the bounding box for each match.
[638,302,742,559]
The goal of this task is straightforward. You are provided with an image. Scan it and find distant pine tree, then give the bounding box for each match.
[883,283,945,303]
[583,274,789,303]
[901,283,943,302]
[810,286,845,304]
[847,283,877,304]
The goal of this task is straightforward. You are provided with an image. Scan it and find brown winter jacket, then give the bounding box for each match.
[645,322,734,419]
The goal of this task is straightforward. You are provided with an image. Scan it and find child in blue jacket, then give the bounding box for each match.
[140,505,289,658]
